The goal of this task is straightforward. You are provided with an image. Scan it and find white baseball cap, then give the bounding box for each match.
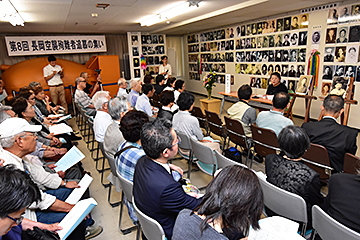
[0,118,41,139]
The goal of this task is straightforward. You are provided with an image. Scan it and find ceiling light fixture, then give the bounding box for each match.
[139,0,201,27]
[0,0,25,26]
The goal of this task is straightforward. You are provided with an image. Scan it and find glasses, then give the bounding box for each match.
[167,136,181,149]
[19,133,36,138]
[80,80,87,83]
[7,215,24,225]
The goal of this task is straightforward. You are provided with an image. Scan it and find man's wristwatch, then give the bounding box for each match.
[62,180,68,187]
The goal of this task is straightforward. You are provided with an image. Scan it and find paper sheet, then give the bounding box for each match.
[65,174,93,204]
[49,123,73,135]
[57,198,98,240]
[48,114,64,118]
[54,146,85,172]
[57,114,72,122]
[248,216,305,240]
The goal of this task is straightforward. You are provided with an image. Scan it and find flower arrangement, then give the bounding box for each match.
[203,71,216,99]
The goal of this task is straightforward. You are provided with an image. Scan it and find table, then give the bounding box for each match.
[218,91,273,117]
[200,98,222,115]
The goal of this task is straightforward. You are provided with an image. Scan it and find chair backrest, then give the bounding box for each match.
[250,124,279,158]
[255,172,308,225]
[302,143,333,180]
[116,169,134,204]
[104,151,118,176]
[224,116,247,149]
[343,153,360,175]
[215,150,247,169]
[191,106,207,129]
[176,131,192,151]
[312,205,360,240]
[204,110,225,138]
[133,197,166,240]
[190,138,217,176]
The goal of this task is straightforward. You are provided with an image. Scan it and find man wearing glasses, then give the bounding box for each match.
[133,118,202,240]
[74,76,96,116]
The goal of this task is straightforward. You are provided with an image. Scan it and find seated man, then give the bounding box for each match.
[154,75,165,95]
[301,95,357,172]
[116,78,128,98]
[227,84,256,137]
[133,118,202,239]
[74,77,97,116]
[158,91,175,121]
[116,110,149,223]
[135,83,156,117]
[256,92,293,136]
[79,72,100,98]
[127,79,141,107]
[103,96,128,157]
[92,91,112,143]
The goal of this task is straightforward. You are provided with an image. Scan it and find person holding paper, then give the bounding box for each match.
[43,55,68,113]
[173,165,263,240]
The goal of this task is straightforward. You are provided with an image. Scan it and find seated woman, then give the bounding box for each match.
[266,72,288,95]
[33,85,60,117]
[173,80,185,102]
[265,125,324,228]
[163,77,177,91]
[157,90,176,121]
[172,165,263,240]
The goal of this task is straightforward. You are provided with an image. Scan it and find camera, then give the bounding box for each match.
[95,69,101,74]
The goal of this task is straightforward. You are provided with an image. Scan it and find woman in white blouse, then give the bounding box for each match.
[159,55,172,80]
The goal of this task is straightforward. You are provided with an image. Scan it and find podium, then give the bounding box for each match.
[200,98,221,115]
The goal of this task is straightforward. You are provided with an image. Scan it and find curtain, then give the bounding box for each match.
[166,36,183,77]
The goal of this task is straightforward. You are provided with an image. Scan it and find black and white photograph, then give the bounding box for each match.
[263,36,269,48]
[298,49,306,62]
[275,34,282,47]
[344,65,356,78]
[154,56,159,65]
[348,25,360,42]
[134,68,140,78]
[352,4,360,16]
[275,64,281,73]
[281,64,289,77]
[288,64,297,77]
[324,47,335,62]
[146,35,152,44]
[328,8,339,24]
[345,45,359,63]
[256,36,263,49]
[288,80,296,92]
[300,14,309,28]
[339,6,351,22]
[334,65,345,77]
[159,35,164,43]
[148,56,154,65]
[311,30,321,44]
[330,76,350,97]
[284,17,291,31]
[141,35,147,44]
[251,38,256,48]
[268,35,275,48]
[261,64,268,75]
[275,50,283,62]
[257,22,263,35]
[336,27,348,43]
[262,51,269,62]
[282,50,289,62]
[240,25,246,36]
[133,58,139,67]
[297,65,305,77]
[141,46,147,55]
[283,33,290,46]
[276,19,283,32]
[289,49,298,62]
[132,47,139,56]
[298,31,307,46]
[335,46,346,62]
[268,50,275,62]
[268,64,274,75]
[321,82,331,97]
[326,28,337,43]
[296,75,312,94]
[290,32,299,46]
[291,15,299,30]
[323,65,334,80]
[131,35,138,45]
[147,45,155,54]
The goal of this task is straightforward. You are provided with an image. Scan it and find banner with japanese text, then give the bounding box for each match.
[5,35,107,56]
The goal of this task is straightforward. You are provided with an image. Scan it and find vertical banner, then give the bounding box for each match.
[225,74,231,93]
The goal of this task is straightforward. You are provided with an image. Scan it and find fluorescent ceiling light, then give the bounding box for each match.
[139,1,200,27]
[0,0,25,26]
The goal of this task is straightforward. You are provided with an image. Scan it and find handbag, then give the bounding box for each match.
[22,227,60,240]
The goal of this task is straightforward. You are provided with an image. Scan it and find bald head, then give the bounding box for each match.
[118,78,127,89]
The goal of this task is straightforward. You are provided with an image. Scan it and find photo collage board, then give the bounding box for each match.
[187,13,309,90]
[128,32,166,80]
[321,3,360,98]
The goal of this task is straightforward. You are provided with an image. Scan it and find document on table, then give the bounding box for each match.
[54,146,85,172]
[49,123,73,135]
[57,198,98,240]
[248,216,305,240]
[65,174,93,204]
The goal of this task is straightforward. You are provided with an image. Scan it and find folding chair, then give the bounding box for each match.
[311,205,360,240]
[189,138,217,177]
[116,169,139,236]
[191,106,209,134]
[174,131,197,179]
[302,143,333,182]
[255,172,308,236]
[343,153,360,175]
[224,116,250,163]
[214,150,247,169]
[204,110,227,150]
[104,151,122,207]
[250,124,280,168]
[98,142,111,188]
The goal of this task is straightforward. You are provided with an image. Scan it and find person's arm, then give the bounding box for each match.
[44,95,52,113]
[192,117,204,141]
[346,131,358,155]
[48,199,74,213]
[44,71,57,81]
[22,218,63,232]
[307,174,325,208]
[242,107,257,125]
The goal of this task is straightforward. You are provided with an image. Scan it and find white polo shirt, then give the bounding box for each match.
[43,64,63,86]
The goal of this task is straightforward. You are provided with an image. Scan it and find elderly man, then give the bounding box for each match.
[43,55,68,113]
[74,76,97,116]
[79,72,101,98]
[92,91,112,143]
[133,118,202,239]
[117,78,128,98]
[127,79,141,107]
[301,95,358,172]
[135,83,156,117]
[256,92,294,136]
[0,117,102,239]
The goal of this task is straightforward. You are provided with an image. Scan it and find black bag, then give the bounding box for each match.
[223,147,242,163]
[22,227,60,240]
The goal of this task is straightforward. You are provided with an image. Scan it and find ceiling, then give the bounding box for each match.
[0,0,340,35]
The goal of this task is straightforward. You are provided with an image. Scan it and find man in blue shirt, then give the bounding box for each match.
[135,84,156,117]
[127,79,141,107]
[256,92,293,136]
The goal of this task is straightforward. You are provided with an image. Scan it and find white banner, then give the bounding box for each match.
[5,35,107,56]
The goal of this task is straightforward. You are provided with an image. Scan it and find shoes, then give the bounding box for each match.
[71,135,82,141]
[85,225,103,240]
